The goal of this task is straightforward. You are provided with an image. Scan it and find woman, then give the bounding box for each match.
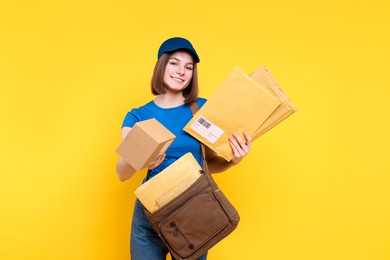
[116,37,251,260]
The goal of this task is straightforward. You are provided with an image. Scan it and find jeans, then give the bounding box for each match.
[130,199,207,260]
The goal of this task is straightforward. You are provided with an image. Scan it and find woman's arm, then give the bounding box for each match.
[207,131,252,173]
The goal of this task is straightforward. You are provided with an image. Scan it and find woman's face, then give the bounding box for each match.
[163,51,194,93]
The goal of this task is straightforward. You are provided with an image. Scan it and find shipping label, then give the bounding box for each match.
[190,116,224,144]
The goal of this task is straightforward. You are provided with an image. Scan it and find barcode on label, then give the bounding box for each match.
[190,115,224,144]
[197,117,211,129]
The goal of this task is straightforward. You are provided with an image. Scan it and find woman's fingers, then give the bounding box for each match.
[148,153,166,170]
[229,131,251,162]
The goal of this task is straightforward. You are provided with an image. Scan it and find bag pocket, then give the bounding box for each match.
[159,190,229,258]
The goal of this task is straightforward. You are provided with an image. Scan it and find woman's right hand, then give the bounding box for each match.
[148,153,166,170]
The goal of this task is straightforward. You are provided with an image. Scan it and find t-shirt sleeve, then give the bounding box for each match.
[197,97,207,108]
[121,109,139,128]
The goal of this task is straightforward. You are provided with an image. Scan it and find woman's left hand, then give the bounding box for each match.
[228,131,252,164]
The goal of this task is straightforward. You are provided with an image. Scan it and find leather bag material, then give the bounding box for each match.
[144,170,239,259]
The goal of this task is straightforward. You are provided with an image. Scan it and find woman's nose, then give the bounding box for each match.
[176,66,184,75]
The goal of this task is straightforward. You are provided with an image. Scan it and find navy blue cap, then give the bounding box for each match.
[157,37,200,63]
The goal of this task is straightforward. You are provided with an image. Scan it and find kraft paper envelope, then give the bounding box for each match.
[184,66,281,161]
[250,66,297,140]
[134,153,202,213]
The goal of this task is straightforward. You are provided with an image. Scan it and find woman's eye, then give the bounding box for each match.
[186,67,193,71]
[169,62,177,66]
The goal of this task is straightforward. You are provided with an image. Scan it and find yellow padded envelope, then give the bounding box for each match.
[250,66,297,140]
[134,153,202,213]
[184,66,281,161]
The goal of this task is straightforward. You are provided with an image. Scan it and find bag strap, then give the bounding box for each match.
[189,100,198,118]
[189,101,210,175]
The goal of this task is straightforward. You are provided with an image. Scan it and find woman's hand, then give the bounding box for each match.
[148,153,166,170]
[228,131,252,164]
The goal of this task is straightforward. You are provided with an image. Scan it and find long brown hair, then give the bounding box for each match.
[150,53,199,104]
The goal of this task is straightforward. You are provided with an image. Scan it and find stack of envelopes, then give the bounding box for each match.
[184,66,296,161]
[250,66,297,140]
[135,152,202,213]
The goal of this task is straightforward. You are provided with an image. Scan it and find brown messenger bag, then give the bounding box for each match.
[143,101,240,259]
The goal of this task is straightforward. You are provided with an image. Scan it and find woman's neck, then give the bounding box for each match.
[154,93,185,108]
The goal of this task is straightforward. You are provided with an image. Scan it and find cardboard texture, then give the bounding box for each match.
[116,118,176,171]
[249,66,297,140]
[134,152,202,213]
[184,66,281,161]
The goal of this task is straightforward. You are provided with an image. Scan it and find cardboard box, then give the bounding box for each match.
[116,118,176,171]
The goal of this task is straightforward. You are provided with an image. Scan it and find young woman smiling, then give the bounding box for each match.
[116,37,251,260]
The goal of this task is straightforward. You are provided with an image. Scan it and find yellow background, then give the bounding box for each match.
[1,0,389,259]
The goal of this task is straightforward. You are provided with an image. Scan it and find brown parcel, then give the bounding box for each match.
[250,66,297,140]
[184,66,281,161]
[116,118,176,173]
[135,152,202,213]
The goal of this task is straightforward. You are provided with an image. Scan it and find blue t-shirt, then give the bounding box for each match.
[122,98,207,180]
